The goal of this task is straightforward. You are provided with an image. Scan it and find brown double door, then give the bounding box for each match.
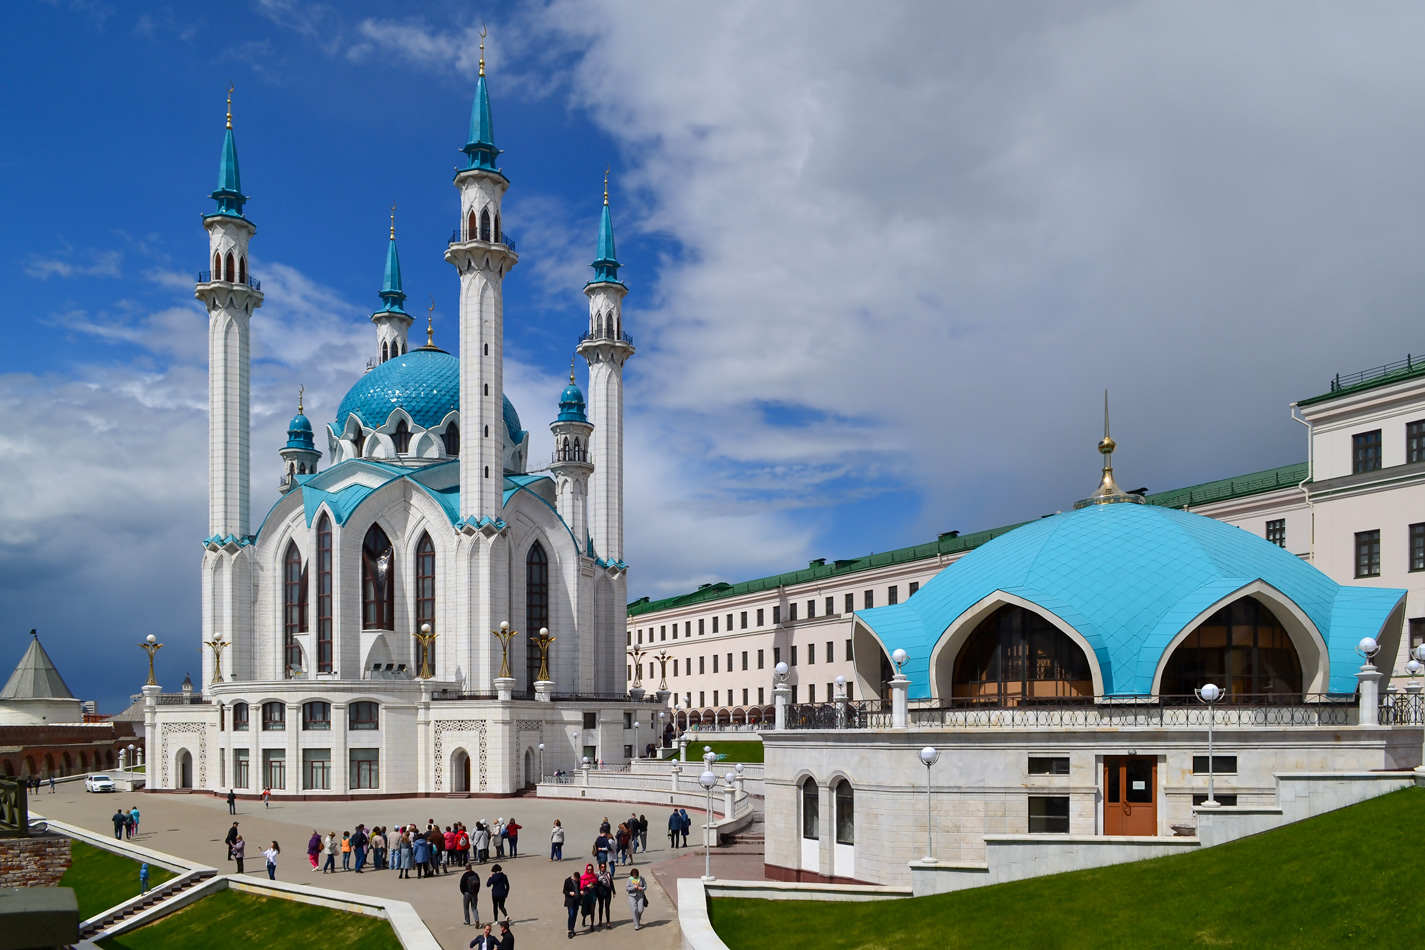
[1103,756,1156,836]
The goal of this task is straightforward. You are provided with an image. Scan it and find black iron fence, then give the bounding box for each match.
[447,229,517,252]
[197,271,261,291]
[1380,691,1425,725]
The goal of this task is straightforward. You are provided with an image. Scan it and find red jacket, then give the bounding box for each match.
[505,821,521,838]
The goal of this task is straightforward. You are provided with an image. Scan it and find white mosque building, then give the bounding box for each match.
[145,52,645,797]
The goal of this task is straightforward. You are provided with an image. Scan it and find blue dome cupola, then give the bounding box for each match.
[557,369,589,423]
[549,361,595,548]
[207,86,248,220]
[461,34,502,175]
[589,170,622,286]
[279,387,321,493]
[371,205,415,363]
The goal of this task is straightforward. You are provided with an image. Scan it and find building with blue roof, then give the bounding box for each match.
[156,43,649,801]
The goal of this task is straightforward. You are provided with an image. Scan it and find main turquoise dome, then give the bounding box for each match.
[333,346,525,443]
[858,501,1405,698]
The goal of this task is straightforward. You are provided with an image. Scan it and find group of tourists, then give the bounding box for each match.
[110,805,141,840]
[296,818,524,878]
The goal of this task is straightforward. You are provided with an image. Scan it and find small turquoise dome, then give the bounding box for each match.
[859,501,1405,698]
[556,381,587,423]
[286,412,315,450]
[334,347,524,443]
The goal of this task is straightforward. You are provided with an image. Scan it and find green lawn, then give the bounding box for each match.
[710,785,1425,950]
[98,888,400,950]
[60,840,176,921]
[690,740,764,763]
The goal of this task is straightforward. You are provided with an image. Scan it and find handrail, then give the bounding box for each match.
[197,271,260,291]
[448,229,516,252]
[578,329,635,347]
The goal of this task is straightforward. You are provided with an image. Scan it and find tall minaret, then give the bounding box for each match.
[372,204,413,362]
[196,87,262,541]
[577,174,634,562]
[444,36,517,522]
[549,365,595,550]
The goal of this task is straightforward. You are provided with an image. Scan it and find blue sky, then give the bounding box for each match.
[8,1,1425,709]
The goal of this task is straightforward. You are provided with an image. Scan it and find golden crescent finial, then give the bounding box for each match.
[479,24,487,77]
[298,384,304,414]
[226,82,234,129]
[603,164,610,205]
[570,355,576,384]
[390,200,396,240]
[427,295,435,345]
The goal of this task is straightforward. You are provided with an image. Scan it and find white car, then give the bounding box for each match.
[84,774,116,793]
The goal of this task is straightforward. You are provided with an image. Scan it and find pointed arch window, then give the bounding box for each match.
[494,213,501,243]
[282,542,307,674]
[480,208,491,242]
[239,255,247,283]
[213,252,221,278]
[1160,598,1302,699]
[316,514,333,673]
[443,423,460,456]
[526,541,549,689]
[382,341,389,363]
[393,418,411,454]
[352,425,364,459]
[951,605,1092,704]
[224,252,235,282]
[362,524,395,630]
[467,209,477,241]
[416,533,436,675]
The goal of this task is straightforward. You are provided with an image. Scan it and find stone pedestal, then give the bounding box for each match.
[890,673,910,728]
[655,689,671,705]
[495,677,516,703]
[773,684,792,730]
[678,737,689,762]
[534,680,554,702]
[1357,664,1382,727]
[629,687,646,703]
[670,765,682,792]
[141,684,160,785]
[834,695,848,729]
[723,785,735,820]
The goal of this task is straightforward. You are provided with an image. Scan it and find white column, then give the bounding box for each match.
[890,673,910,729]
[331,702,348,793]
[142,685,160,788]
[1357,664,1382,727]
[774,684,792,730]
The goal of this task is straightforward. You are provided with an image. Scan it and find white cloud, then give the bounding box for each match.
[26,248,122,280]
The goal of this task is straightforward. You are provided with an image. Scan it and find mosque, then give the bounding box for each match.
[144,48,645,797]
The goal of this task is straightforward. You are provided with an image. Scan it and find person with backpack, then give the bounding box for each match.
[615,823,632,866]
[562,868,582,939]
[412,830,431,878]
[139,863,150,895]
[307,830,323,871]
[459,862,482,927]
[486,864,510,921]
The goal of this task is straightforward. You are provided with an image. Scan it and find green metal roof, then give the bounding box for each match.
[1298,351,1425,406]
[627,460,1309,618]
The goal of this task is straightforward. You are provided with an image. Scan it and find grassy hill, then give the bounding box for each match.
[710,785,1425,949]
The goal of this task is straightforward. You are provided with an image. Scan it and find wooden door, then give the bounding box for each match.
[1103,756,1156,836]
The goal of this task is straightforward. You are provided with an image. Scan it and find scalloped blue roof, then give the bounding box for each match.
[285,412,315,450]
[857,502,1405,698]
[333,347,523,443]
[556,381,587,422]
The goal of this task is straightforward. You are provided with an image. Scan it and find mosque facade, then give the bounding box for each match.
[145,53,646,797]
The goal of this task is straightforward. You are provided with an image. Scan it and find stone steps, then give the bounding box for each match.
[79,869,215,938]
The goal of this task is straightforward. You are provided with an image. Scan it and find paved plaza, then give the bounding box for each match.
[32,786,715,950]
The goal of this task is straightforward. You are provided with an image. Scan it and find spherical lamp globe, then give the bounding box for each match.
[1199,683,1222,703]
[699,770,717,789]
[919,746,940,767]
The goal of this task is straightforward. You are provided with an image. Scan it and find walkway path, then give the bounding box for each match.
[34,787,701,950]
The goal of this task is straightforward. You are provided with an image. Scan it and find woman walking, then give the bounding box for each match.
[307,830,322,871]
[262,841,280,881]
[322,831,338,873]
[549,819,564,861]
[486,863,510,920]
[626,868,647,931]
[595,860,614,930]
[578,863,597,932]
[232,834,246,874]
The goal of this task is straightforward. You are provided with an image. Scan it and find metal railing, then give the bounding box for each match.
[783,694,1358,730]
[1380,691,1425,725]
[448,229,517,252]
[1328,351,1425,393]
[578,329,635,347]
[552,447,589,463]
[197,271,260,291]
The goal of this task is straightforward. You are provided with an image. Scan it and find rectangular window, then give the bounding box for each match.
[699,618,706,635]
[1412,523,1425,572]
[674,658,680,677]
[1028,756,1071,775]
[1192,793,1238,806]
[1027,796,1070,834]
[712,690,718,706]
[845,593,854,614]
[790,645,798,666]
[233,749,249,789]
[845,638,853,661]
[807,600,815,619]
[261,702,286,731]
[727,652,733,672]
[802,782,819,839]
[350,749,379,789]
[1410,420,1425,463]
[661,628,667,642]
[774,646,781,665]
[1266,519,1286,548]
[771,606,780,624]
[727,614,733,632]
[1192,755,1238,774]
[349,702,379,730]
[627,664,631,682]
[1411,618,1425,656]
[713,654,719,673]
[317,515,333,673]
[699,656,706,675]
[1353,430,1383,473]
[789,602,798,622]
[699,691,705,707]
[302,702,331,731]
[908,581,920,597]
[583,711,597,730]
[302,749,331,790]
[711,616,718,634]
[758,687,765,704]
[233,704,249,731]
[742,651,749,671]
[739,612,746,630]
[1356,529,1381,577]
[637,630,643,644]
[685,621,691,638]
[826,641,833,664]
[808,684,816,703]
[791,685,799,703]
[826,596,834,615]
[262,749,285,791]
[757,649,765,670]
[864,590,874,610]
[808,643,815,664]
[888,585,898,606]
[626,631,631,646]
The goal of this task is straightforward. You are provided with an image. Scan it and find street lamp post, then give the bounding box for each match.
[658,711,667,753]
[140,634,163,687]
[538,742,545,783]
[919,746,939,863]
[1194,682,1222,807]
[699,769,718,881]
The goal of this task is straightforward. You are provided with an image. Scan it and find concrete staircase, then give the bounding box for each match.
[722,812,764,849]
[78,868,216,939]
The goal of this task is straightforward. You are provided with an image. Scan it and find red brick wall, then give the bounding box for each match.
[0,835,72,887]
[0,722,139,778]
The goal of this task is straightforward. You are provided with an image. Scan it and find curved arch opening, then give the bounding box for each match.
[392,418,411,454]
[176,749,193,789]
[451,748,470,792]
[361,524,395,631]
[1160,597,1303,700]
[480,208,491,242]
[947,604,1093,704]
[415,532,436,675]
[526,541,549,689]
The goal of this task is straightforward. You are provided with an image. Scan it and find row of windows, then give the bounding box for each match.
[680,688,770,708]
[1352,523,1425,577]
[1352,420,1425,474]
[230,700,379,731]
[231,747,380,791]
[211,250,248,284]
[627,639,857,683]
[347,421,462,459]
[466,207,502,245]
[629,584,922,646]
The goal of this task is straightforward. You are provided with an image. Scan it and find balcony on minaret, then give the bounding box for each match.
[449,227,516,253]
[198,269,261,291]
[579,326,634,347]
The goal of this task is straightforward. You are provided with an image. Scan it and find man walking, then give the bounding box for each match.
[227,789,236,815]
[668,809,681,849]
[352,825,369,873]
[112,809,127,840]
[459,863,481,927]
[225,822,240,861]
[562,868,582,939]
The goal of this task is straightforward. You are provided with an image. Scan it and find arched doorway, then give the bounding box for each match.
[524,748,535,787]
[1160,597,1303,699]
[176,749,193,789]
[23,756,36,777]
[43,754,55,778]
[451,748,470,793]
[948,604,1093,703]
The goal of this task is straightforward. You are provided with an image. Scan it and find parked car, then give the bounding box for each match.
[84,774,116,793]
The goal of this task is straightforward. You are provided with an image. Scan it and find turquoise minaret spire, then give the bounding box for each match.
[372,204,414,362]
[589,169,622,285]
[378,205,408,316]
[208,85,247,219]
[461,34,502,175]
